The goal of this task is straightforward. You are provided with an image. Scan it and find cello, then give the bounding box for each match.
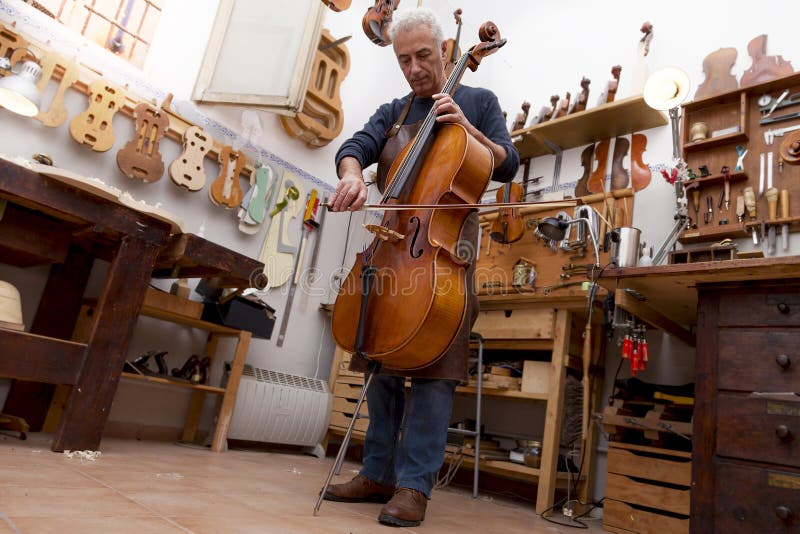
[331,23,506,370]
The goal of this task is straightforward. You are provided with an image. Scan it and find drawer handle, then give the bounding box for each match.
[775,505,793,521]
[777,302,791,314]
[776,354,792,369]
[776,425,793,441]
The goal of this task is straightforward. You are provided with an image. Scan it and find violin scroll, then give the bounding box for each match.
[467,22,505,71]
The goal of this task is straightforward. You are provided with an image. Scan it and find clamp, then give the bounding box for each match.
[735,145,748,172]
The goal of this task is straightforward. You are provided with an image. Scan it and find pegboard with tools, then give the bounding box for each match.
[680,71,800,252]
[475,189,634,298]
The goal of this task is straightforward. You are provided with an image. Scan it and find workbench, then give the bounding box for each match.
[0,158,263,452]
[598,258,800,532]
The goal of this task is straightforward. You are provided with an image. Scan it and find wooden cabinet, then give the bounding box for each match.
[693,280,800,532]
[680,72,800,245]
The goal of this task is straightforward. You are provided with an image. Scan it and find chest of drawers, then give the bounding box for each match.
[693,280,800,533]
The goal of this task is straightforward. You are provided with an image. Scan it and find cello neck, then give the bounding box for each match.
[383,51,472,201]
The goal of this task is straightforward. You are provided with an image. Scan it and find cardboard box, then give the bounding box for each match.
[202,295,276,339]
[521,360,550,395]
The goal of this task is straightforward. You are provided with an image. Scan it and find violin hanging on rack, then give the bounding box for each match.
[489,181,525,244]
[362,0,400,46]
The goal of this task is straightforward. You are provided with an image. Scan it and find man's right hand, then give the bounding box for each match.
[331,157,368,211]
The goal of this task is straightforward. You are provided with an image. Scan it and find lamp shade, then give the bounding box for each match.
[643,67,690,111]
[0,60,42,117]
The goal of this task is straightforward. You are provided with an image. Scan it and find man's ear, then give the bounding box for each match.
[440,40,448,60]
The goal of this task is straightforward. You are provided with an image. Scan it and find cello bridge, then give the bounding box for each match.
[364,224,404,242]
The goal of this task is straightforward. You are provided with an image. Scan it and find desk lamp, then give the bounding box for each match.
[643,67,691,264]
[0,52,43,117]
[536,211,601,268]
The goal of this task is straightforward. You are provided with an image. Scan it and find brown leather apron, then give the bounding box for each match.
[349,96,478,382]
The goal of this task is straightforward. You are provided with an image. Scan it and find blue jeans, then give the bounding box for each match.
[360,374,457,498]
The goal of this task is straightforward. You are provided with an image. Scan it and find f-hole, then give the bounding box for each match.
[409,216,423,258]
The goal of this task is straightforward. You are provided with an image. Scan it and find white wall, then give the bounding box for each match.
[0,0,797,493]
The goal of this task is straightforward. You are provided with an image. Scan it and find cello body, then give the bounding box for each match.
[331,124,493,369]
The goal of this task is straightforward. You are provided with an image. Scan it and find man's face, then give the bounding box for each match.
[393,27,446,98]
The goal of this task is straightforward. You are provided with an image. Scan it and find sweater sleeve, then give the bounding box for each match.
[334,100,398,174]
[478,90,520,183]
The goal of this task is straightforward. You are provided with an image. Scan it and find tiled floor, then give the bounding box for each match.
[0,433,604,533]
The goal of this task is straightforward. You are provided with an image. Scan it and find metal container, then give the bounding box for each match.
[612,227,641,268]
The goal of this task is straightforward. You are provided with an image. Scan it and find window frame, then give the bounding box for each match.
[192,0,325,116]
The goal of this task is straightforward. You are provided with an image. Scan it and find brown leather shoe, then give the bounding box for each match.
[323,474,395,503]
[378,487,427,527]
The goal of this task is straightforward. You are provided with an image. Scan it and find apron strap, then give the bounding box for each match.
[384,93,415,138]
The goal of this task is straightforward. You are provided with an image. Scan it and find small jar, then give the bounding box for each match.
[689,122,708,142]
[519,439,542,468]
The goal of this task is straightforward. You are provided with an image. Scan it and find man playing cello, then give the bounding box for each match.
[325,7,519,527]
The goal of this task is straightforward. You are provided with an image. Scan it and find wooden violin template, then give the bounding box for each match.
[209,146,246,208]
[34,52,78,128]
[280,29,350,147]
[574,144,595,197]
[610,137,629,191]
[587,139,609,193]
[116,102,170,182]
[741,34,793,87]
[169,125,213,191]
[694,47,738,100]
[630,133,651,191]
[69,79,126,152]
[258,171,305,289]
[362,0,400,46]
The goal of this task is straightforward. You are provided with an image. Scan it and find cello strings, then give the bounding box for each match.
[381,50,471,204]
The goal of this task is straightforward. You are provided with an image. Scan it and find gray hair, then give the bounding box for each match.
[388,8,444,45]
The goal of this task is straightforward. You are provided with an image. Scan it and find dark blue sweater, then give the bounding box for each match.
[335,85,519,183]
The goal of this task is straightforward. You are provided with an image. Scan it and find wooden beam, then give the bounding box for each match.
[0,330,85,384]
[614,289,696,347]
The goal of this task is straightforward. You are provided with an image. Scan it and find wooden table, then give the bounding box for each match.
[0,159,263,452]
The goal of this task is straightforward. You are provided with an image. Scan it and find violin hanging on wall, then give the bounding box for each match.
[116,102,170,182]
[362,0,400,46]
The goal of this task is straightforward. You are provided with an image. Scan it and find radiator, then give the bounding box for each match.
[228,365,332,449]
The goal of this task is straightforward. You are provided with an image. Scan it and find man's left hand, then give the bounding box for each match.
[432,93,470,129]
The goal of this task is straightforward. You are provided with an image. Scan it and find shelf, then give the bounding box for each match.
[140,303,241,334]
[510,95,668,159]
[745,215,800,228]
[445,450,582,485]
[679,222,749,244]
[683,171,748,191]
[456,385,548,401]
[121,371,226,394]
[683,130,748,153]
